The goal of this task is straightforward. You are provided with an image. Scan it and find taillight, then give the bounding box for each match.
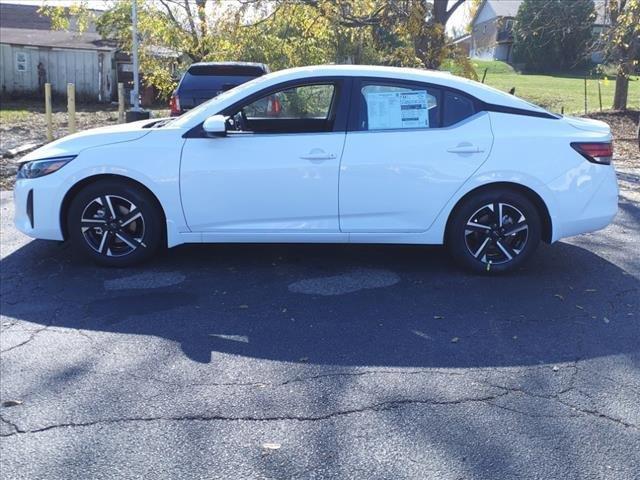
[571,142,613,165]
[169,94,181,116]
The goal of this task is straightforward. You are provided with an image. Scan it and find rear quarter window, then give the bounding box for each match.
[442,91,476,127]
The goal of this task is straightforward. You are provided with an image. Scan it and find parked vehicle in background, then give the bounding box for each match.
[169,62,269,116]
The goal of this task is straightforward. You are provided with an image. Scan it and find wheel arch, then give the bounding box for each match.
[445,182,553,244]
[60,174,168,244]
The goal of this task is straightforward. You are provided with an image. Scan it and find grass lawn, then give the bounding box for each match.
[442,59,639,115]
[0,107,30,124]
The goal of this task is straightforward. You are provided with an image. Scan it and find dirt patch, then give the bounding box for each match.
[583,111,639,204]
[0,101,167,189]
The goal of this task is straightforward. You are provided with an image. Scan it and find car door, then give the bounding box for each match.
[339,79,494,233]
[180,78,350,235]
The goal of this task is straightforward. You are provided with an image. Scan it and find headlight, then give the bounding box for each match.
[16,156,76,179]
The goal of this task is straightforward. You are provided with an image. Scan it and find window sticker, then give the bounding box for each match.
[365,90,432,130]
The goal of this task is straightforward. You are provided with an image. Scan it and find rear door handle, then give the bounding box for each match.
[300,149,336,161]
[447,143,483,154]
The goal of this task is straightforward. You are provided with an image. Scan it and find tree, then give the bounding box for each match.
[600,0,640,110]
[512,0,596,71]
[465,0,483,33]
[41,0,472,97]
[304,0,466,69]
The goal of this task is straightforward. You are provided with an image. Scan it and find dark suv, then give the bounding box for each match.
[169,62,269,116]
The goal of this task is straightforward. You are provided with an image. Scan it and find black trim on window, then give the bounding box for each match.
[478,101,559,119]
[184,77,353,138]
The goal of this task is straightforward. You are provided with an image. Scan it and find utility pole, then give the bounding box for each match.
[126,0,150,121]
[131,0,140,112]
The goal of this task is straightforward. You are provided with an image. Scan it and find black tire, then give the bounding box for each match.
[67,180,163,267]
[446,188,541,274]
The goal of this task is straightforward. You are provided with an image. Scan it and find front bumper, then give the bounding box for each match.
[14,179,65,241]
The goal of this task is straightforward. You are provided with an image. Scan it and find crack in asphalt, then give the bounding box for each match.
[0,392,509,437]
[0,302,65,354]
[3,383,637,439]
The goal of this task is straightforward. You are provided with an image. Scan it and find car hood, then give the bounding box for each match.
[19,119,155,163]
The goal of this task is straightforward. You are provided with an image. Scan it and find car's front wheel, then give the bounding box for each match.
[67,180,163,267]
[446,188,541,274]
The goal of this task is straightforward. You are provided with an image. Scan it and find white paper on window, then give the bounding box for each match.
[365,90,431,130]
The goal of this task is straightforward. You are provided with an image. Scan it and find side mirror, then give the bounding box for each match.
[202,114,227,136]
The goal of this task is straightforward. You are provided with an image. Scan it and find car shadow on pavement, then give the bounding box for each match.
[1,238,638,368]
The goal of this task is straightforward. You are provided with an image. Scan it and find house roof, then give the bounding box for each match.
[471,0,522,26]
[471,0,608,26]
[0,2,114,51]
[0,27,115,51]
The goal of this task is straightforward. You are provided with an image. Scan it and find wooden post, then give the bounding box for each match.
[481,68,488,84]
[44,83,53,142]
[67,83,76,134]
[117,82,125,124]
[584,77,588,115]
[597,80,603,112]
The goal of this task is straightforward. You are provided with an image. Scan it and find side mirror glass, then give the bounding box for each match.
[202,114,227,136]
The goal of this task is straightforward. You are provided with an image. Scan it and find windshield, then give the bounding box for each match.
[170,74,271,128]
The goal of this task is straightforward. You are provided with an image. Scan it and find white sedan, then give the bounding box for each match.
[14,65,617,273]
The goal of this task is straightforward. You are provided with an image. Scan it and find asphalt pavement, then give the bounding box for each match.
[1,190,638,479]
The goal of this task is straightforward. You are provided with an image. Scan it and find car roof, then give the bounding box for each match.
[256,65,548,113]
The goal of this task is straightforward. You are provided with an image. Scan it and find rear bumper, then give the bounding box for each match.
[549,164,618,241]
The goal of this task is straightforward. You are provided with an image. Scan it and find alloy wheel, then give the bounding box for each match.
[464,202,529,265]
[80,195,146,257]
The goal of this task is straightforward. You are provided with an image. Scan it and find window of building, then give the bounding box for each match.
[15,52,27,72]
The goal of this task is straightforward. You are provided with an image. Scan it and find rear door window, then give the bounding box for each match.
[356,82,441,131]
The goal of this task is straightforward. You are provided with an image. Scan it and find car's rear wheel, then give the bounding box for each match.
[446,188,541,274]
[67,180,163,267]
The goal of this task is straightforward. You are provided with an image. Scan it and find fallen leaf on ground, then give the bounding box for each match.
[603,317,610,324]
[576,305,584,310]
[2,400,23,407]
[433,315,445,319]
[554,294,564,301]
[552,366,559,372]
[262,443,281,450]
[299,357,309,362]
[451,337,459,343]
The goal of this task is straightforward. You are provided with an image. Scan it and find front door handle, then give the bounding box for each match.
[300,149,336,161]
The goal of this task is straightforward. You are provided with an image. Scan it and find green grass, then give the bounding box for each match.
[442,60,639,115]
[0,107,30,124]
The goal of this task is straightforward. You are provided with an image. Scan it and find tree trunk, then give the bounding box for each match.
[613,74,629,110]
